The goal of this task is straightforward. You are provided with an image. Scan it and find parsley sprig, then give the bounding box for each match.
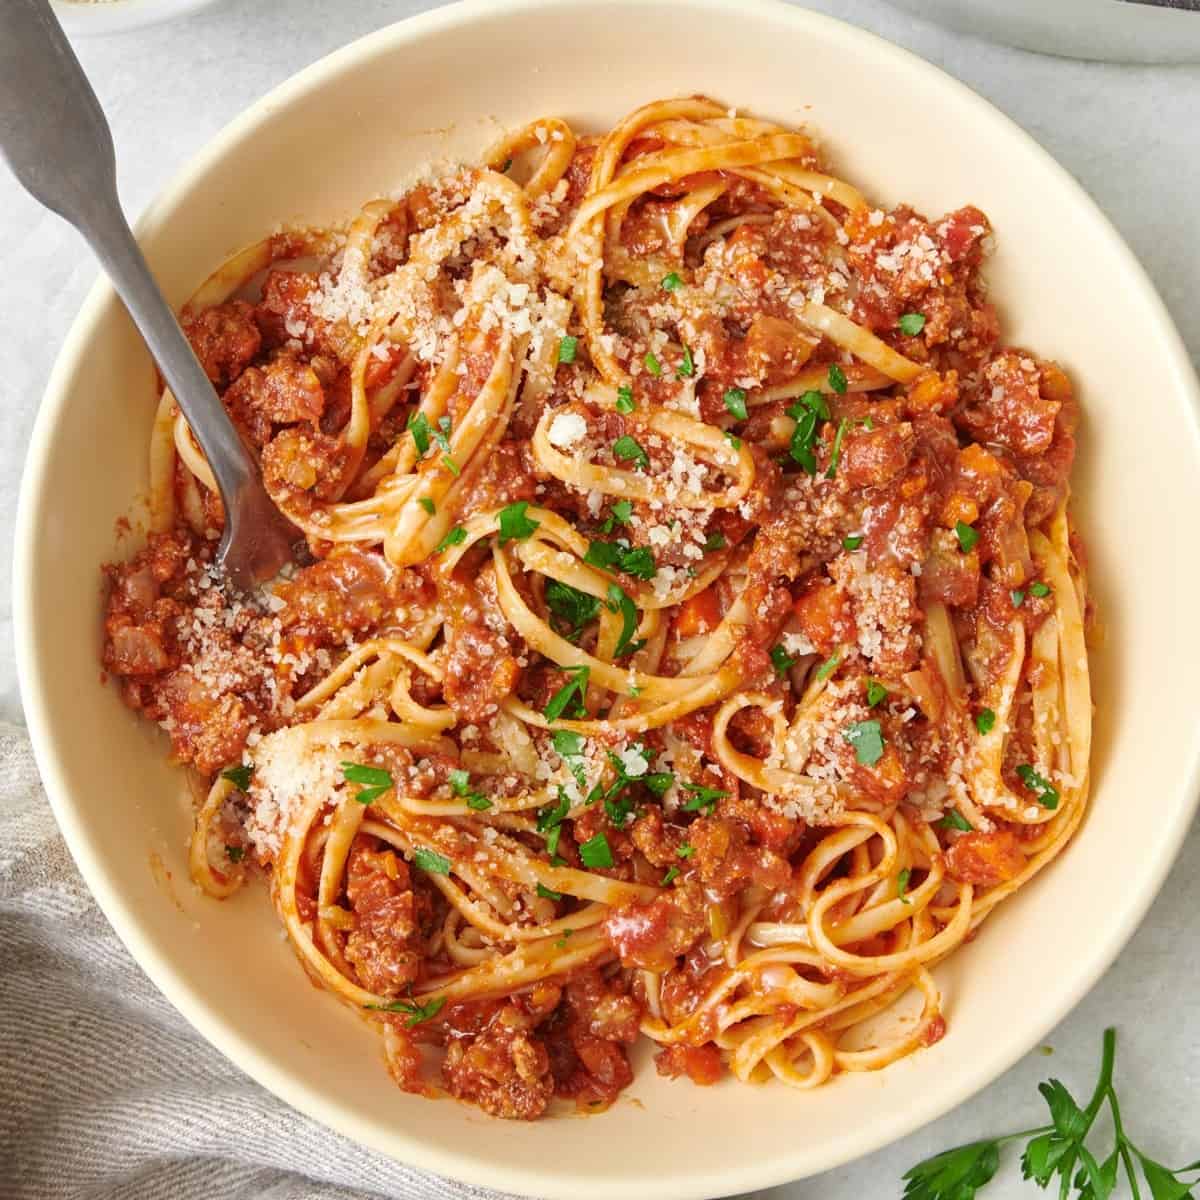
[902,1029,1199,1200]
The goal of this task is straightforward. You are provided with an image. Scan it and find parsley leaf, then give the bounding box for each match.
[341,761,393,805]
[434,526,467,554]
[613,434,649,470]
[676,345,695,379]
[536,882,563,901]
[866,679,888,707]
[584,539,656,580]
[938,808,973,832]
[815,652,841,681]
[417,496,435,515]
[828,363,848,394]
[902,1140,1002,1199]
[644,351,662,377]
[898,312,927,336]
[1011,589,1026,608]
[545,579,600,640]
[544,664,591,722]
[797,389,831,420]
[579,832,614,869]
[897,867,912,905]
[661,866,680,885]
[681,781,728,814]
[1030,581,1052,598]
[497,500,540,545]
[552,729,586,758]
[1016,764,1060,809]
[412,847,451,875]
[408,412,431,456]
[661,272,683,292]
[769,644,795,676]
[558,335,578,364]
[844,720,884,766]
[825,417,849,479]
[843,534,864,550]
[606,583,642,658]
[615,386,636,414]
[723,387,748,421]
[703,531,727,552]
[365,995,446,1028]
[975,708,996,736]
[221,763,252,791]
[224,845,244,863]
[787,403,819,475]
[956,521,980,553]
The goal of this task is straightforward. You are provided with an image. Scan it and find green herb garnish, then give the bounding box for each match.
[341,761,393,805]
[844,719,884,766]
[497,500,540,545]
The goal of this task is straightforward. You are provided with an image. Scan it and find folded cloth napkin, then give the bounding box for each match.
[0,722,519,1200]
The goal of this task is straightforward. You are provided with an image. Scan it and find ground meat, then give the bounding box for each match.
[442,1004,554,1120]
[603,892,707,972]
[944,829,1027,887]
[654,1043,724,1086]
[543,969,639,1108]
[343,837,425,996]
[687,817,792,898]
[182,300,261,388]
[443,623,521,722]
[957,351,1060,458]
[261,426,348,506]
[224,349,326,446]
[455,440,539,520]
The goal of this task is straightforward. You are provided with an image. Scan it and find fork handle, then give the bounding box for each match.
[0,0,259,510]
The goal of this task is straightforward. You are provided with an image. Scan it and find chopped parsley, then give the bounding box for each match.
[1030,581,1052,598]
[433,416,453,453]
[497,500,540,545]
[536,883,563,901]
[661,866,680,886]
[681,781,728,814]
[408,412,431,456]
[579,832,614,869]
[786,402,819,475]
[898,312,927,336]
[545,579,599,640]
[364,995,446,1027]
[825,417,849,479]
[703,532,727,553]
[725,433,742,451]
[795,389,830,420]
[221,763,252,791]
[554,928,574,949]
[537,789,571,838]
[1011,588,1026,608]
[769,644,795,677]
[615,385,636,414]
[543,664,591,722]
[608,500,634,527]
[606,583,643,658]
[938,808,973,832]
[844,719,885,767]
[897,867,912,905]
[676,346,695,379]
[723,387,748,421]
[449,768,489,811]
[224,845,244,863]
[412,847,451,876]
[613,434,649,470]
[815,652,842,681]
[866,679,888,707]
[552,729,586,758]
[661,272,683,292]
[955,521,980,553]
[828,363,848,394]
[644,351,662,377]
[557,335,578,364]
[843,534,864,551]
[1016,764,1059,809]
[417,496,435,515]
[975,708,997,736]
[677,843,695,858]
[341,761,393,805]
[584,539,656,580]
[441,453,460,477]
[434,525,467,554]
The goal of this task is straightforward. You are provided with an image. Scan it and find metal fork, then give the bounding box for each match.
[0,0,296,588]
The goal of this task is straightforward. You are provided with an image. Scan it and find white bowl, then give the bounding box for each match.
[15,1,1200,1196]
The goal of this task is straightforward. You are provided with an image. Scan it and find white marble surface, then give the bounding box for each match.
[2,1,1198,1196]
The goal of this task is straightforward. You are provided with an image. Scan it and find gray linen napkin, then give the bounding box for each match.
[0,721,518,1200]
